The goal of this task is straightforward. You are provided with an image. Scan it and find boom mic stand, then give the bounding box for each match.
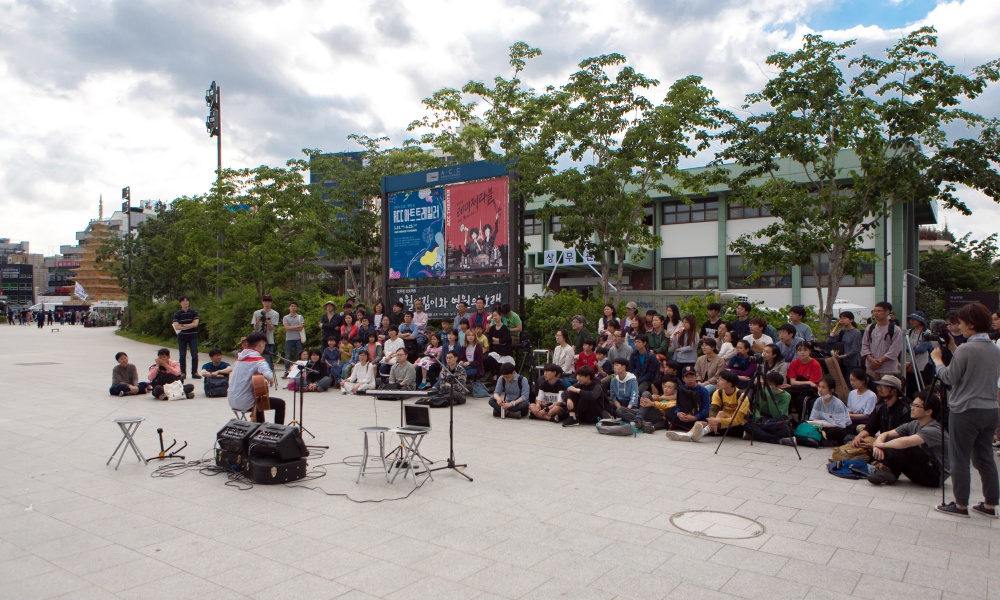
[715,360,802,460]
[427,355,472,482]
[265,350,327,448]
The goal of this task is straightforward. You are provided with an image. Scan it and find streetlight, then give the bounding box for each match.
[122,186,131,327]
[206,81,223,298]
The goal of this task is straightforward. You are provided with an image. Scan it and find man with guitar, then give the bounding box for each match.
[229,331,286,424]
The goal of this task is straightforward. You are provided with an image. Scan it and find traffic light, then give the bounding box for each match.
[205,81,220,138]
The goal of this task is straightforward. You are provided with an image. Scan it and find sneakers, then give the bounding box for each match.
[192,373,202,379]
[971,503,998,519]
[418,381,429,390]
[635,420,655,434]
[665,430,692,442]
[562,416,580,427]
[186,392,195,399]
[118,390,126,397]
[508,411,522,420]
[527,411,538,420]
[689,422,707,442]
[493,410,501,418]
[779,437,797,447]
[157,394,168,401]
[550,414,561,424]
[867,464,898,486]
[935,502,970,518]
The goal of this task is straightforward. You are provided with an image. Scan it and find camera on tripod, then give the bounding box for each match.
[515,339,533,352]
[748,353,765,365]
[922,326,950,346]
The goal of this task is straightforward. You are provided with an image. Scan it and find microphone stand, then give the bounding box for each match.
[427,354,472,482]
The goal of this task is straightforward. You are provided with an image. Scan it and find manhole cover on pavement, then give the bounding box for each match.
[669,510,765,539]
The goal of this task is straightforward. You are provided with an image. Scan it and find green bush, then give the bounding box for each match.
[523,290,606,350]
[677,293,827,340]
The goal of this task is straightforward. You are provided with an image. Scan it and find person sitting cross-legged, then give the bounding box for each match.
[148,348,195,400]
[868,390,950,487]
[743,372,794,444]
[489,362,530,419]
[200,348,232,397]
[110,352,151,396]
[608,358,639,416]
[561,366,606,427]
[663,366,711,440]
[528,364,569,423]
[386,348,416,391]
[702,370,749,438]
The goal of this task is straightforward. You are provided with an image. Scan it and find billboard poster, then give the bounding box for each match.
[387,186,445,280]
[387,283,508,320]
[444,177,509,276]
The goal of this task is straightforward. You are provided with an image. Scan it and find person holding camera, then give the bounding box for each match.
[930,302,1000,518]
[251,295,280,370]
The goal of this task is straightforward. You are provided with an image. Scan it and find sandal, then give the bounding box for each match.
[971,503,998,519]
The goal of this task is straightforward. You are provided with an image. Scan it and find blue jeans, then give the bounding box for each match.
[109,382,150,395]
[178,335,198,375]
[284,339,303,373]
[489,397,529,417]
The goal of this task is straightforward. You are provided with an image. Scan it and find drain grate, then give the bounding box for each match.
[14,362,62,366]
[669,510,765,539]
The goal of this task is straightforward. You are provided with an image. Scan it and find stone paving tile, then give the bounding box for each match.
[3,325,1000,599]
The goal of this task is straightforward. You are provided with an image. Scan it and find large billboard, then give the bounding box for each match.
[387,283,509,320]
[444,177,509,276]
[387,186,445,280]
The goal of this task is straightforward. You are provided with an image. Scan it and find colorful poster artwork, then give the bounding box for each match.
[444,177,508,276]
[387,186,445,280]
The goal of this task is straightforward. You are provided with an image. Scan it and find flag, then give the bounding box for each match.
[74,282,89,301]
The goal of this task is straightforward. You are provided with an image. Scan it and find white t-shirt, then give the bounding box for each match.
[251,309,280,344]
[382,337,405,363]
[846,389,877,414]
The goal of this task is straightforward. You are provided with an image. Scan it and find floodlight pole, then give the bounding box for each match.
[206,81,223,298]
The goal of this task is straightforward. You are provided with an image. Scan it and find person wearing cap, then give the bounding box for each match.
[663,366,711,440]
[700,302,725,340]
[904,310,936,396]
[571,315,592,353]
[320,301,343,347]
[851,374,911,452]
[251,295,280,370]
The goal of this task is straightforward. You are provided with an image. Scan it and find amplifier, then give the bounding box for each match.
[216,419,261,456]
[249,423,309,460]
[215,449,247,472]
[247,457,307,484]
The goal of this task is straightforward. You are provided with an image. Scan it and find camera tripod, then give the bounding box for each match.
[715,361,802,459]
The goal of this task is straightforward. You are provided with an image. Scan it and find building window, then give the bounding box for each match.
[550,216,562,233]
[727,203,771,219]
[523,217,542,236]
[524,271,543,284]
[661,256,719,290]
[727,256,791,288]
[801,253,876,288]
[643,206,654,227]
[661,198,718,224]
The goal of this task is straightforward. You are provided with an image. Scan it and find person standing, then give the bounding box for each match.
[861,301,903,381]
[930,302,1000,518]
[282,302,305,378]
[251,295,280,370]
[320,301,343,346]
[172,296,200,379]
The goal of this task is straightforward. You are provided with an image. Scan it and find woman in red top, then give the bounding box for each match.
[340,313,359,340]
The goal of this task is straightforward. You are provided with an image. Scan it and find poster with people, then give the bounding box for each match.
[387,186,445,280]
[444,176,509,276]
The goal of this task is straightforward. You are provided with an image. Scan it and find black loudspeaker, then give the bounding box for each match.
[249,423,309,460]
[247,457,307,484]
[216,420,261,469]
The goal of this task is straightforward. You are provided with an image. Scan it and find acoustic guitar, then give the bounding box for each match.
[251,374,271,422]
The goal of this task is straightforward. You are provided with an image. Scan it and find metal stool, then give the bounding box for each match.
[107,417,147,470]
[233,409,251,421]
[357,426,391,483]
[390,429,433,487]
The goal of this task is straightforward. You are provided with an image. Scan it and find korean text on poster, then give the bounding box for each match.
[444,177,509,276]
[387,186,445,280]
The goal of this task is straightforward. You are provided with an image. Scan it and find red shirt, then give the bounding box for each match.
[787,358,822,384]
[576,351,598,370]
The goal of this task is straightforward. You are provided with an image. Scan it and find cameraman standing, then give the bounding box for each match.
[930,302,1000,518]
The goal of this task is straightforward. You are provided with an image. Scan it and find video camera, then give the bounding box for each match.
[748,353,766,365]
[922,325,950,346]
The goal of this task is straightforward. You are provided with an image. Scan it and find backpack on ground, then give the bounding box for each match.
[827,458,871,479]
[204,377,229,398]
[471,381,490,398]
[596,418,637,437]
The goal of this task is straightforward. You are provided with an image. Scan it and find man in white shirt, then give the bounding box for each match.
[251,294,280,370]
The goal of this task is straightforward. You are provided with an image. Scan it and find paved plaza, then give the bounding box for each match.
[1,324,998,599]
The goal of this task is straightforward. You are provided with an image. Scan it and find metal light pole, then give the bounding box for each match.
[122,186,131,327]
[206,81,223,298]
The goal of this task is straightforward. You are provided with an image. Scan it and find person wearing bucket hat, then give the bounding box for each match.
[905,310,937,395]
[851,374,912,453]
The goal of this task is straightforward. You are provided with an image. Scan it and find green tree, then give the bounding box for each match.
[917,234,1000,318]
[540,56,724,300]
[306,137,442,303]
[718,27,1000,328]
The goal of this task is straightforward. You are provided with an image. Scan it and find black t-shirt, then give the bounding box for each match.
[700,319,723,340]
[173,309,199,338]
[730,318,751,340]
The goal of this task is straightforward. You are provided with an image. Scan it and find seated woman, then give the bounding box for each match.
[552,329,576,375]
[482,310,512,379]
[801,376,852,446]
[761,344,788,380]
[148,348,195,400]
[110,352,150,396]
[716,324,736,360]
[304,349,333,392]
[341,349,377,395]
[415,333,444,389]
[845,368,877,430]
[783,341,823,418]
[458,331,484,380]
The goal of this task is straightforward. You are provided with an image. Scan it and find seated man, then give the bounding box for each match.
[850,375,911,455]
[615,391,662,434]
[200,348,232,397]
[386,348,416,391]
[868,390,949,487]
[743,372,794,444]
[148,348,195,400]
[664,366,711,440]
[110,352,150,396]
[528,364,569,422]
[228,332,286,423]
[608,359,639,415]
[628,335,659,395]
[704,370,749,437]
[489,363,530,419]
[561,366,605,427]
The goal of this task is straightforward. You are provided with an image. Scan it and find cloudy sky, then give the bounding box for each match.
[1,0,998,255]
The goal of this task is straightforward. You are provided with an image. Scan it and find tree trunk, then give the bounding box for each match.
[824,251,846,337]
[614,245,627,304]
[601,251,613,299]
